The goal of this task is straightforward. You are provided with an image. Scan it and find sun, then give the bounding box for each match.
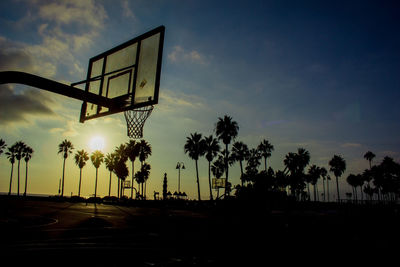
[89,136,105,151]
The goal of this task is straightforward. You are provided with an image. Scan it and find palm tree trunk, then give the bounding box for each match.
[322,179,326,202]
[335,176,340,202]
[61,158,66,197]
[108,171,112,197]
[327,179,330,202]
[8,163,14,195]
[195,159,201,201]
[131,160,134,199]
[224,144,229,197]
[239,160,244,187]
[94,168,98,198]
[208,161,213,201]
[264,157,267,171]
[17,159,20,196]
[117,178,120,198]
[24,162,28,197]
[78,168,82,197]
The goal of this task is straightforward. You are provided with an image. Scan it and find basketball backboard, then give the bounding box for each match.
[78,26,165,123]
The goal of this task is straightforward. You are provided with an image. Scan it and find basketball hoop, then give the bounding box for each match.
[124,106,154,139]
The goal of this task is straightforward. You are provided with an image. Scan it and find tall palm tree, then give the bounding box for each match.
[308,165,321,201]
[135,163,151,196]
[5,146,16,195]
[215,115,239,196]
[58,139,74,197]
[329,155,346,202]
[346,174,358,201]
[22,145,34,197]
[138,140,152,198]
[74,149,89,197]
[104,153,116,197]
[364,151,375,169]
[13,141,26,196]
[184,132,205,201]
[320,167,327,202]
[91,150,104,198]
[0,139,6,155]
[114,144,128,198]
[126,140,140,199]
[203,135,220,200]
[231,141,249,186]
[257,139,274,171]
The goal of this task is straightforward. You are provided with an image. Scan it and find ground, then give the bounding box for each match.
[0,197,399,266]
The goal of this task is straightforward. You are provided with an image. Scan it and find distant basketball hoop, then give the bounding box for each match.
[212,178,226,189]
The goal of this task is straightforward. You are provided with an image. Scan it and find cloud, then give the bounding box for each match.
[0,37,35,72]
[159,89,207,112]
[168,45,207,65]
[0,84,55,125]
[341,143,362,148]
[121,0,135,18]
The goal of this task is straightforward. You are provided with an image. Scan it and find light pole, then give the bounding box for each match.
[176,162,185,193]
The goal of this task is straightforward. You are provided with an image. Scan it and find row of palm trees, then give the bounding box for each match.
[0,139,34,196]
[57,139,152,199]
[346,151,400,202]
[184,115,349,202]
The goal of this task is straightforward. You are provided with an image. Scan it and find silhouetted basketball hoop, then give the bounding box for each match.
[124,105,154,139]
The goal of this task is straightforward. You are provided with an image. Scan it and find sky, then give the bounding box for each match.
[0,0,399,200]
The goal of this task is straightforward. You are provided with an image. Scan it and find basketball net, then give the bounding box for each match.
[124,106,154,139]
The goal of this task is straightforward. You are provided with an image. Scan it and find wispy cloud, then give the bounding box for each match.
[168,45,207,65]
[121,0,135,18]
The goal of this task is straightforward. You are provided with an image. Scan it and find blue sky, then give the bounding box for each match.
[0,0,399,200]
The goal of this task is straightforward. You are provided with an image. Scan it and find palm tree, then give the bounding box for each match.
[364,151,375,169]
[231,141,249,186]
[203,135,220,200]
[346,174,358,202]
[22,145,34,197]
[308,165,321,201]
[12,141,26,196]
[5,146,16,195]
[104,153,116,197]
[58,139,74,197]
[0,139,6,155]
[215,115,239,196]
[257,139,274,171]
[135,163,151,196]
[91,150,104,198]
[126,140,140,199]
[184,132,205,201]
[329,155,346,202]
[114,144,128,198]
[320,167,327,202]
[74,149,89,197]
[138,140,152,198]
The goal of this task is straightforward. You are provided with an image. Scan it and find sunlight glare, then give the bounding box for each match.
[89,136,105,151]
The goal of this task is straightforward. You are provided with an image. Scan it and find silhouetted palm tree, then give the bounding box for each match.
[135,163,151,196]
[320,167,327,202]
[91,150,104,198]
[231,141,249,186]
[346,174,358,201]
[58,139,74,197]
[22,145,34,197]
[5,146,16,195]
[308,165,321,201]
[138,140,152,198]
[364,151,375,169]
[203,135,220,200]
[215,115,239,196]
[104,153,116,197]
[126,140,140,199]
[12,141,26,196]
[329,155,346,202]
[184,132,205,201]
[0,139,6,155]
[114,144,128,198]
[257,139,274,171]
[74,149,89,197]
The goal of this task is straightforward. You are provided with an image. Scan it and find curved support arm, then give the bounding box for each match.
[0,71,116,108]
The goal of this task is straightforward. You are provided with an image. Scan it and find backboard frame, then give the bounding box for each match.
[79,26,165,123]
